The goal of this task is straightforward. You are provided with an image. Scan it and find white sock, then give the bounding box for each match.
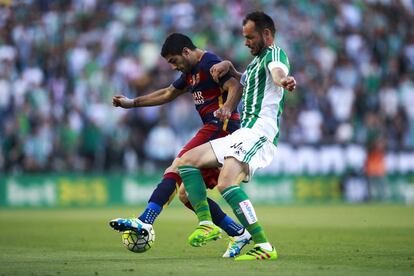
[256,242,272,251]
[199,220,213,226]
[238,229,251,239]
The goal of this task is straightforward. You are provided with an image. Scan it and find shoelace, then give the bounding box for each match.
[196,224,214,233]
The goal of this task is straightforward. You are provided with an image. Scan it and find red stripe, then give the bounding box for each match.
[164,172,182,186]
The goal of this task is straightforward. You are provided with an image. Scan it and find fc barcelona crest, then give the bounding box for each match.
[190,73,200,86]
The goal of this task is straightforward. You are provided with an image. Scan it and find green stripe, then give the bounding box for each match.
[278,48,289,70]
[241,59,261,124]
[243,140,265,163]
[242,139,262,163]
[242,56,267,128]
[246,62,266,128]
[242,136,267,163]
[272,92,285,145]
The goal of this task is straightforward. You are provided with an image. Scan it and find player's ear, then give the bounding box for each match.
[182,47,191,57]
[263,28,272,40]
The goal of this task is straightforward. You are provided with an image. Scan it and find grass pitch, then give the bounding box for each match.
[0,205,413,276]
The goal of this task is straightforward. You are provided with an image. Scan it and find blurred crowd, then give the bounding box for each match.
[0,0,413,174]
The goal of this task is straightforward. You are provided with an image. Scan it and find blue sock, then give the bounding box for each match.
[207,197,244,237]
[138,173,181,225]
[138,202,162,224]
[219,215,245,237]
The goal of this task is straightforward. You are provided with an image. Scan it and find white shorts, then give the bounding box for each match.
[209,128,277,182]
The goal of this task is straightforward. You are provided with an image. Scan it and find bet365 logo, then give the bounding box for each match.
[230,142,246,155]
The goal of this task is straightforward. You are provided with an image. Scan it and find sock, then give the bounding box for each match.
[185,197,245,236]
[218,215,245,236]
[138,172,181,224]
[221,185,268,244]
[178,165,212,222]
[256,242,273,251]
[138,202,162,224]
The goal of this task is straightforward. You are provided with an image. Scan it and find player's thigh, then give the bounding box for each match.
[177,124,222,157]
[217,157,248,192]
[178,142,219,168]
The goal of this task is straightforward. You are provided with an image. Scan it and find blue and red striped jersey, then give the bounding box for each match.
[172,52,240,127]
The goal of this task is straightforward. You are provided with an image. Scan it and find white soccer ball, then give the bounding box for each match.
[121,226,155,253]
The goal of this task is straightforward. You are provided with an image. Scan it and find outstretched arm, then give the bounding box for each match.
[270,67,296,92]
[112,85,187,108]
[213,77,243,121]
[210,60,242,83]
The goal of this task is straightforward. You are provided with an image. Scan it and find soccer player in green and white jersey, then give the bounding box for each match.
[176,11,296,260]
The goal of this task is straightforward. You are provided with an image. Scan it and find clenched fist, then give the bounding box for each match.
[112,95,134,108]
[280,76,296,92]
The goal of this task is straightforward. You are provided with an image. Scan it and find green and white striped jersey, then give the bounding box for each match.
[240,44,290,145]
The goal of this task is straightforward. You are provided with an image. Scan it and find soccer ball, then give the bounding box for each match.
[121,226,155,253]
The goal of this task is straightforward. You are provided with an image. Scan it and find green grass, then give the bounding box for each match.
[1,205,414,276]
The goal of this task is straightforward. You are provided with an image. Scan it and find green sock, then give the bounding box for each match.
[221,185,268,244]
[178,165,212,223]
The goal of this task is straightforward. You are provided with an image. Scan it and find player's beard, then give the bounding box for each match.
[252,37,266,56]
[181,61,192,73]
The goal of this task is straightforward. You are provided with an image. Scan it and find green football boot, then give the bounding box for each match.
[234,246,278,261]
[188,224,222,247]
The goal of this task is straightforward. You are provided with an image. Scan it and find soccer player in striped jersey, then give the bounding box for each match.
[109,33,252,258]
[177,12,296,260]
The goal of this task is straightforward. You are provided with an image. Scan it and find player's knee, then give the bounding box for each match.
[176,152,199,168]
[164,158,180,174]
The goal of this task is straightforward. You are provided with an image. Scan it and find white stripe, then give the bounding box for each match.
[277,47,280,62]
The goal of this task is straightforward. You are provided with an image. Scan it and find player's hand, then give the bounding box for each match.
[214,105,232,121]
[112,95,134,108]
[210,61,231,83]
[280,76,296,92]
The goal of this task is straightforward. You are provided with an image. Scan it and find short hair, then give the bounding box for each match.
[161,33,196,58]
[243,11,276,36]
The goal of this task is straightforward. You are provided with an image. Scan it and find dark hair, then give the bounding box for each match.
[243,11,276,36]
[161,33,196,58]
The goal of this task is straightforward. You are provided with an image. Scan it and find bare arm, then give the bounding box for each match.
[210,60,242,83]
[213,77,243,121]
[270,67,296,92]
[112,85,187,108]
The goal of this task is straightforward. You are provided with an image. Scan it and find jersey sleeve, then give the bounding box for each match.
[265,47,290,75]
[240,71,247,87]
[217,71,232,87]
[172,73,187,90]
